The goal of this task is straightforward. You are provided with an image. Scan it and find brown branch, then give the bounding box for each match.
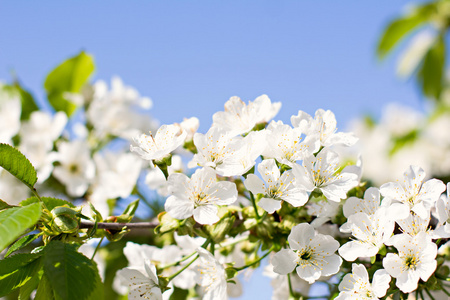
[79,220,159,230]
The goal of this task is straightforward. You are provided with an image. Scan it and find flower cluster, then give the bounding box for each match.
[3,63,450,300]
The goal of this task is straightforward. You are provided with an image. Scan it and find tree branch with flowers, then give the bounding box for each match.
[4,2,450,298]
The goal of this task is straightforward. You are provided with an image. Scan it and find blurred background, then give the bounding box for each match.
[2,0,450,299]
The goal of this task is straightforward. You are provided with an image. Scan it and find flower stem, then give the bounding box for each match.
[234,245,274,271]
[287,273,295,297]
[250,192,261,220]
[161,238,210,270]
[424,288,436,300]
[90,236,104,261]
[166,254,199,282]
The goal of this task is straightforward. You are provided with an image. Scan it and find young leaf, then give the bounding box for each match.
[377,3,436,59]
[43,241,100,300]
[417,35,445,100]
[0,253,43,297]
[20,196,75,210]
[0,203,41,251]
[0,143,38,190]
[5,233,39,257]
[44,51,94,117]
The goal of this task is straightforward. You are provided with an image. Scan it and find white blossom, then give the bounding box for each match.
[53,140,95,197]
[89,151,142,216]
[263,120,319,167]
[307,198,341,228]
[272,223,342,284]
[116,260,163,300]
[88,77,156,140]
[338,208,395,261]
[195,247,227,300]
[145,155,184,197]
[188,126,244,176]
[291,109,358,147]
[336,264,390,300]
[179,117,199,141]
[0,88,21,144]
[292,148,359,202]
[212,94,281,135]
[130,124,186,162]
[382,232,437,293]
[341,187,383,233]
[164,167,237,224]
[435,182,450,238]
[380,165,446,220]
[244,158,308,213]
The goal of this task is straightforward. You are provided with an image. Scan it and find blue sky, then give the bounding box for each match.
[0,1,428,298]
[0,1,427,133]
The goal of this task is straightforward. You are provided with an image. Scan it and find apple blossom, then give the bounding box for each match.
[292,148,359,202]
[382,232,437,293]
[272,223,342,284]
[130,124,186,162]
[380,165,446,220]
[164,167,237,224]
[263,120,319,167]
[336,264,390,300]
[195,247,228,300]
[338,208,395,261]
[244,158,308,213]
[116,260,163,300]
[212,94,281,135]
[53,140,95,197]
[291,109,358,147]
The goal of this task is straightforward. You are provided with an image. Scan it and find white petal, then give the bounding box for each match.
[165,195,194,220]
[193,205,219,225]
[288,223,315,250]
[244,174,266,195]
[372,269,391,298]
[338,241,378,262]
[258,197,282,214]
[272,249,297,275]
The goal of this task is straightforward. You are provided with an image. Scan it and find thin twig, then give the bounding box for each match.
[79,220,159,230]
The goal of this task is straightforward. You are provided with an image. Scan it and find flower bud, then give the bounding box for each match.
[51,206,80,233]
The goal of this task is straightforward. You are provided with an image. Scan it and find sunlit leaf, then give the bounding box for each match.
[0,253,43,297]
[0,203,41,251]
[44,51,94,116]
[0,143,37,191]
[377,3,436,59]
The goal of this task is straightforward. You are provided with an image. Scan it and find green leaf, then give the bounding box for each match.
[0,253,42,277]
[0,143,38,190]
[20,196,75,210]
[19,270,41,300]
[0,253,43,297]
[0,203,41,251]
[417,35,445,100]
[44,51,94,116]
[43,241,99,300]
[377,3,436,59]
[0,198,14,210]
[5,234,39,257]
[34,274,55,300]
